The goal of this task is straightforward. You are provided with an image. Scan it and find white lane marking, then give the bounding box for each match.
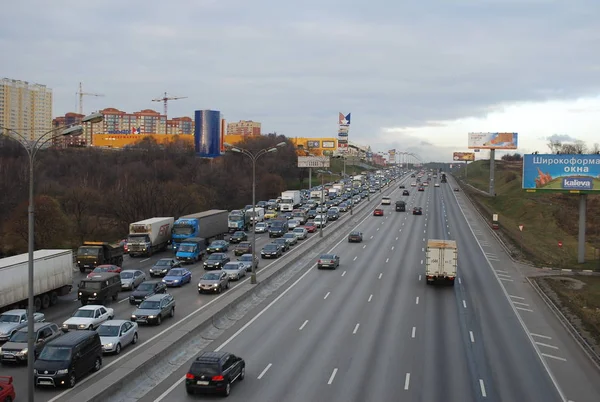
[495,269,509,273]
[140,258,150,263]
[328,368,338,385]
[424,230,426,233]
[515,306,534,312]
[363,245,366,249]
[458,277,462,284]
[370,235,374,239]
[257,363,272,379]
[396,237,399,240]
[404,373,411,390]
[354,256,358,261]
[353,323,360,334]
[530,333,552,340]
[324,292,330,300]
[391,246,395,250]
[418,275,422,281]
[399,229,402,232]
[73,298,78,301]
[470,331,475,343]
[536,342,559,350]
[499,278,514,282]
[542,353,567,362]
[368,294,373,302]
[462,300,467,308]
[118,297,130,304]
[299,320,309,331]
[509,295,525,300]
[496,273,512,278]
[377,227,380,231]
[479,379,487,397]
[415,296,419,305]
[341,271,346,277]
[411,327,416,338]
[422,238,425,241]
[422,247,424,252]
[378,273,383,279]
[420,259,423,264]
[385,258,389,263]
[513,301,530,307]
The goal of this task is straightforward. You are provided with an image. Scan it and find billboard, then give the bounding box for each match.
[522,154,600,192]
[307,140,320,148]
[322,141,335,148]
[468,132,518,149]
[338,112,351,153]
[298,156,330,168]
[453,152,475,161]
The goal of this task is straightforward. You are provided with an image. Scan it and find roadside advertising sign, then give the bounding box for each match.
[453,152,475,161]
[522,154,600,193]
[468,132,518,149]
[297,156,330,168]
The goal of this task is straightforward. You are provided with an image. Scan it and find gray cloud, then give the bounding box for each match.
[1,0,599,161]
[546,134,579,143]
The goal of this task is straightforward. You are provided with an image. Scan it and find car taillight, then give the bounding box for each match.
[318,260,322,264]
[212,375,224,381]
[185,373,195,379]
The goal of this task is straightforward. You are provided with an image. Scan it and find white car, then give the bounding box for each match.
[434,183,440,187]
[222,262,247,281]
[381,197,391,205]
[411,182,417,187]
[98,319,138,354]
[254,222,268,233]
[292,227,308,240]
[62,305,114,332]
[288,219,301,229]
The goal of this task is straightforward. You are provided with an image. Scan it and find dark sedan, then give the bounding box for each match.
[207,240,229,253]
[229,231,247,244]
[234,241,252,256]
[402,190,410,196]
[203,253,230,270]
[413,207,423,215]
[272,238,289,252]
[261,243,282,259]
[348,231,363,243]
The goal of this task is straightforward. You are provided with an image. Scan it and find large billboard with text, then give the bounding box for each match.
[522,154,600,192]
[298,156,330,168]
[453,152,475,161]
[468,132,518,149]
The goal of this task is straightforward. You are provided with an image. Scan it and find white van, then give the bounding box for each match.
[381,196,391,205]
[247,207,265,223]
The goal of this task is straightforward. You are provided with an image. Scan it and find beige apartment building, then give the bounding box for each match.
[0,78,53,143]
[226,120,261,136]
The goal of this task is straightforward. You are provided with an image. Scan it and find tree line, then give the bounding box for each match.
[0,134,306,256]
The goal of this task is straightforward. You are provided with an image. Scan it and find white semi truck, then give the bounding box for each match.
[280,190,301,212]
[128,217,175,257]
[0,249,73,313]
[425,239,458,285]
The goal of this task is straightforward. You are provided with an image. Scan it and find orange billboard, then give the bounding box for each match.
[453,152,475,161]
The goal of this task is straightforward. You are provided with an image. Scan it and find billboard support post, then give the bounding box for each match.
[489,149,496,196]
[308,168,312,190]
[579,194,587,263]
[465,161,468,179]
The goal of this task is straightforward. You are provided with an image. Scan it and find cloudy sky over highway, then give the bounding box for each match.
[2,0,599,161]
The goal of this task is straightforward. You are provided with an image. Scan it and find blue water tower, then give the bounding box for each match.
[195,110,221,157]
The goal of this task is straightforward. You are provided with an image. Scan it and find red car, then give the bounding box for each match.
[87,264,122,278]
[0,376,15,402]
[373,209,384,216]
[303,222,317,233]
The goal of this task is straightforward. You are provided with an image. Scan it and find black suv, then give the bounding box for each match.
[203,253,230,270]
[129,280,167,305]
[185,351,245,397]
[130,293,175,325]
[402,190,410,196]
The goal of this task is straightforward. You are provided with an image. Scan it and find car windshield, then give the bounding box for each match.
[120,272,133,279]
[155,260,170,266]
[223,263,240,270]
[139,300,160,310]
[168,269,184,276]
[79,281,102,290]
[98,325,120,337]
[202,273,220,280]
[73,309,95,318]
[284,234,294,238]
[10,330,28,342]
[211,241,225,247]
[93,267,110,273]
[179,244,195,252]
[0,314,20,323]
[294,228,303,232]
[137,283,154,291]
[238,242,250,247]
[239,255,252,261]
[38,346,71,361]
[208,254,223,261]
[256,223,266,228]
[233,232,244,237]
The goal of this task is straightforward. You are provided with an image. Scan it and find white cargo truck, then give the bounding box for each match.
[128,217,174,257]
[246,207,265,223]
[280,190,301,211]
[425,239,458,285]
[0,249,73,313]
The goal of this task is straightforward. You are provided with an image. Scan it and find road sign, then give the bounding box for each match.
[519,225,524,232]
[558,241,563,248]
[297,156,330,168]
[493,214,498,221]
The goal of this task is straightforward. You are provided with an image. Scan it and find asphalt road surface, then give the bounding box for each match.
[133,180,600,402]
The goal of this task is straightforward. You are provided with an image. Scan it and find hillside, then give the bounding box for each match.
[453,159,600,270]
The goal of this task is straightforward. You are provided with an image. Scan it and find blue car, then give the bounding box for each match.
[162,268,192,287]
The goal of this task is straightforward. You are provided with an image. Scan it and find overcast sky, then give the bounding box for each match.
[2,0,599,162]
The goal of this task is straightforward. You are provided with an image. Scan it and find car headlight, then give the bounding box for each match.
[104,343,113,349]
[148,315,156,319]
[57,369,69,375]
[131,315,137,319]
[16,348,27,356]
[174,280,179,283]
[213,284,218,287]
[78,324,88,329]
[62,324,68,329]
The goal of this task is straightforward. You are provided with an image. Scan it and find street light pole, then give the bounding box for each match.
[224,141,286,284]
[1,112,102,402]
[320,173,325,238]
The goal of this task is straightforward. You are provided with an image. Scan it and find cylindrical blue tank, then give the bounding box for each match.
[194,110,221,157]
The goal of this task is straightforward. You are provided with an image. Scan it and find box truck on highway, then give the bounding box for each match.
[227,210,250,232]
[280,190,301,211]
[425,239,457,285]
[171,210,228,250]
[0,249,73,313]
[76,241,124,272]
[128,217,174,257]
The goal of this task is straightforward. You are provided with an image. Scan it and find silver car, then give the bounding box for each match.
[222,262,246,281]
[283,233,298,246]
[120,270,146,290]
[254,222,268,233]
[98,319,138,354]
[237,254,258,272]
[198,270,229,294]
[287,219,301,229]
[292,227,308,240]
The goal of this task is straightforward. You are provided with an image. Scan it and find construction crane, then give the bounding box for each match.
[77,82,104,115]
[152,92,187,117]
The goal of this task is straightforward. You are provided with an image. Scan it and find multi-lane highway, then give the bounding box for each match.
[122,177,600,402]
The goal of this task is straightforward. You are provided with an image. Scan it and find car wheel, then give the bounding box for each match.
[115,343,122,355]
[170,307,175,317]
[156,315,162,325]
[240,366,245,381]
[224,381,231,396]
[68,373,76,388]
[217,285,222,294]
[88,325,94,330]
[132,332,138,344]
[93,356,101,372]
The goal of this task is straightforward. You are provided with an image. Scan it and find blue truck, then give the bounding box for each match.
[175,237,207,264]
[227,210,251,233]
[171,210,229,251]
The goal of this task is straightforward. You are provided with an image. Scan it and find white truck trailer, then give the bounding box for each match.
[280,190,301,211]
[128,217,175,257]
[425,239,458,285]
[0,249,73,312]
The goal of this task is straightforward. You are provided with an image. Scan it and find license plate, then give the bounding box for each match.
[322,264,329,267]
[197,380,209,385]
[40,380,53,385]
[137,319,147,323]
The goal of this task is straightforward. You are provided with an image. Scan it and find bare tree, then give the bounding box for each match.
[547,139,562,153]
[591,143,600,154]
[573,140,587,154]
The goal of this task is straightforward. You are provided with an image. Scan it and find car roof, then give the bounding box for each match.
[143,293,171,301]
[47,330,97,346]
[121,269,141,273]
[195,351,229,364]
[101,319,130,326]
[2,309,26,315]
[84,272,120,281]
[79,305,105,310]
[17,322,56,332]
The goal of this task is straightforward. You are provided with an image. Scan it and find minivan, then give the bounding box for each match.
[78,272,121,306]
[34,330,102,388]
[268,219,288,237]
